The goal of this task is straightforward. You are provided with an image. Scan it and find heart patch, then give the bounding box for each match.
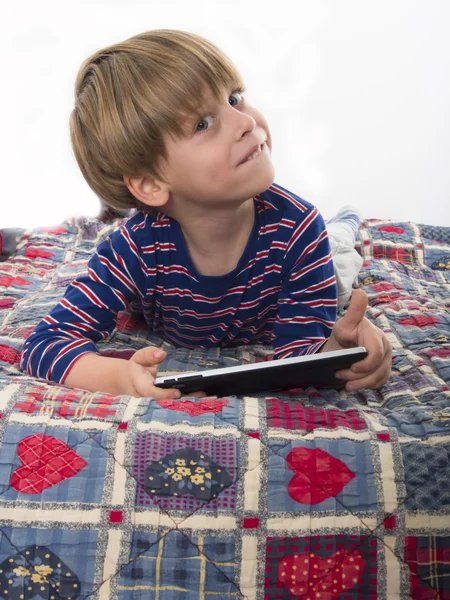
[10,434,87,494]
[287,447,355,505]
[156,398,229,416]
[278,549,365,597]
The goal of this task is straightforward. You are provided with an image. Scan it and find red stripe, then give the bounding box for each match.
[154,285,247,304]
[60,298,98,325]
[286,207,318,254]
[47,338,91,379]
[290,253,333,281]
[269,184,309,212]
[72,280,109,309]
[88,269,127,307]
[292,229,329,270]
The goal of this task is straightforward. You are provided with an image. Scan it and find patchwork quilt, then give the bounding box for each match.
[0,214,449,599]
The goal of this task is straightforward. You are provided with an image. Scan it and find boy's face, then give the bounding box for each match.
[158,85,275,210]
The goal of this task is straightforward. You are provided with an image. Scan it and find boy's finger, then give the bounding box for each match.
[340,289,368,329]
[137,379,181,400]
[336,339,391,382]
[345,355,392,390]
[351,334,385,373]
[346,369,390,391]
[131,346,166,366]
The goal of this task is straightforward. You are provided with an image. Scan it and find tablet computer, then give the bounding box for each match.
[154,346,368,396]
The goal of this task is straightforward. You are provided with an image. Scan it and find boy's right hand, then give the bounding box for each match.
[124,346,206,399]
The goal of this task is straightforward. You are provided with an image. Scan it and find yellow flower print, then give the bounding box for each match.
[31,573,48,584]
[195,467,205,474]
[172,473,183,481]
[175,459,186,466]
[177,467,192,476]
[165,467,175,475]
[189,460,197,465]
[13,566,30,577]
[205,472,212,479]
[190,473,204,485]
[35,564,53,577]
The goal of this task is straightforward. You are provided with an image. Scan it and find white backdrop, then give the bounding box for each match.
[2,0,449,229]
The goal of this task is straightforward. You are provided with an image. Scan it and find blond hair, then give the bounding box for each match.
[69,29,244,214]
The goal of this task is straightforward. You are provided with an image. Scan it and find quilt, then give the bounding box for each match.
[0,213,449,599]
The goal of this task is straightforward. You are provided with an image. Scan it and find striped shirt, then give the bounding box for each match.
[20,183,338,384]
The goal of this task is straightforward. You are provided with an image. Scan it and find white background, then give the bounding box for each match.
[2,0,449,229]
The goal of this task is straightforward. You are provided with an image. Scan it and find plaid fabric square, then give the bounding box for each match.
[401,443,450,510]
[134,433,238,511]
[13,384,119,420]
[118,530,237,599]
[404,536,450,599]
[266,400,367,431]
[0,426,108,503]
[264,534,378,599]
[141,396,240,428]
[0,527,98,599]
[372,243,416,264]
[267,440,378,513]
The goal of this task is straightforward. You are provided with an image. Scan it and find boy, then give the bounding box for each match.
[19,29,391,399]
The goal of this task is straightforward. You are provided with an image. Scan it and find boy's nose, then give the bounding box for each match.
[231,108,256,140]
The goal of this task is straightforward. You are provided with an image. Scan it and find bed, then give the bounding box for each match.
[0,213,449,599]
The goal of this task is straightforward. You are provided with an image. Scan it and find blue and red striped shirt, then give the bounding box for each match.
[20,183,338,384]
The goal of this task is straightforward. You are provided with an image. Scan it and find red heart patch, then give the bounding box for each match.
[0,344,20,365]
[287,447,355,505]
[10,434,88,494]
[377,225,405,234]
[278,549,365,596]
[399,315,441,328]
[0,297,16,309]
[156,398,229,416]
[0,275,33,288]
[40,225,69,235]
[24,248,55,259]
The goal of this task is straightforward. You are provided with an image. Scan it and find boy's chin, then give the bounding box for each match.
[252,168,276,195]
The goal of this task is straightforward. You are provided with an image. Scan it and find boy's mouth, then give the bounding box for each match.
[238,141,266,166]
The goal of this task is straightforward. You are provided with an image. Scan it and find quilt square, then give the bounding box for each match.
[266,400,367,431]
[264,534,378,599]
[401,443,450,510]
[0,527,98,599]
[13,384,120,421]
[267,440,377,513]
[404,536,450,599]
[133,433,238,512]
[141,396,240,428]
[118,530,237,599]
[0,426,108,503]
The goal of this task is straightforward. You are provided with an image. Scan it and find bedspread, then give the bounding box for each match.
[0,215,449,599]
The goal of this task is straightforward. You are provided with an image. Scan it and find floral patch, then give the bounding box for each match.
[431,255,450,270]
[144,448,233,501]
[0,545,80,599]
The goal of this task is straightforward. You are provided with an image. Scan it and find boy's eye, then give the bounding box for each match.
[195,114,214,133]
[229,90,243,107]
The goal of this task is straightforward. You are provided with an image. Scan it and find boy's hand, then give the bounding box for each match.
[322,289,392,391]
[124,347,207,399]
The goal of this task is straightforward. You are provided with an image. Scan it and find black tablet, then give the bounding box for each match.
[154,346,368,396]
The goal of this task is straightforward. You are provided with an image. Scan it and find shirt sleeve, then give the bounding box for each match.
[19,223,148,385]
[271,206,338,359]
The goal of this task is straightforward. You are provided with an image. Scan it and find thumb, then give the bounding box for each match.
[130,346,166,366]
[341,289,368,329]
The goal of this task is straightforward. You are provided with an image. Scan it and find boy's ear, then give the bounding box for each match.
[123,174,169,207]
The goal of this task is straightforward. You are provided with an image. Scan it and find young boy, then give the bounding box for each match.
[19,29,391,399]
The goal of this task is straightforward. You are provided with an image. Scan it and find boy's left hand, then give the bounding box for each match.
[322,289,392,391]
